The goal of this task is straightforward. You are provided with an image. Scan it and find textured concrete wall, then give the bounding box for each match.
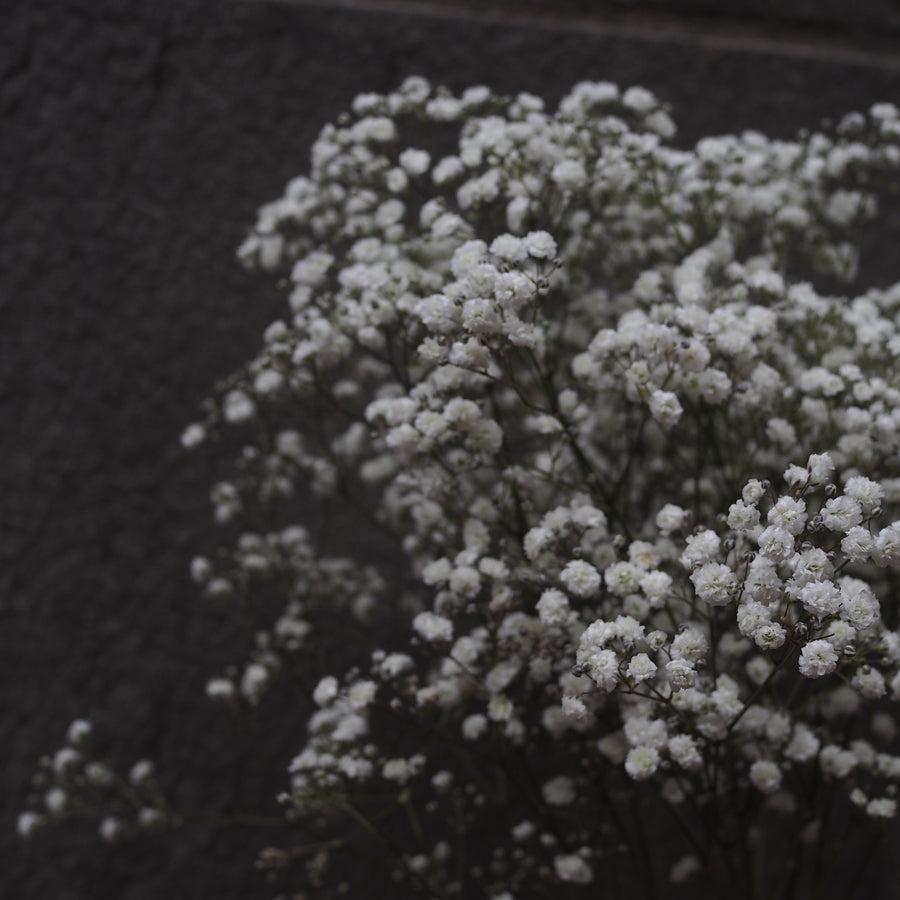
[358,0,900,32]
[3,1,899,897]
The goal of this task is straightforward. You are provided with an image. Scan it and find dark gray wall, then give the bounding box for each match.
[420,0,900,27]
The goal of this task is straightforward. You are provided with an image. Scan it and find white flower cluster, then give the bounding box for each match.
[24,80,900,898]
[189,525,384,707]
[18,720,171,842]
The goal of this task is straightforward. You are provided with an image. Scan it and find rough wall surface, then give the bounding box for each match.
[360,0,900,32]
[3,1,899,897]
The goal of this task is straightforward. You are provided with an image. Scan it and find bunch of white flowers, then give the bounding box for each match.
[18,719,171,843]
[22,78,900,899]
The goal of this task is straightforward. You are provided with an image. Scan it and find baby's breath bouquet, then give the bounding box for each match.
[21,78,900,899]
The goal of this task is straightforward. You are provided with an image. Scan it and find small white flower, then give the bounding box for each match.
[670,628,708,666]
[784,725,820,762]
[432,155,464,183]
[449,565,482,598]
[487,694,514,722]
[656,504,687,532]
[670,855,702,885]
[843,475,884,513]
[561,695,590,723]
[628,541,659,569]
[399,147,431,175]
[552,159,588,191]
[820,745,857,778]
[768,496,807,535]
[522,230,557,259]
[542,775,576,806]
[840,582,879,628]
[241,663,270,702]
[560,560,602,598]
[749,760,783,794]
[622,85,656,113]
[753,622,787,650]
[681,530,720,568]
[648,389,683,428]
[799,581,842,618]
[604,560,642,597]
[536,588,573,626]
[666,659,696,689]
[17,812,45,838]
[554,853,593,884]
[86,762,115,787]
[137,808,166,830]
[379,653,413,679]
[866,798,897,819]
[351,115,396,143]
[821,495,863,532]
[382,758,413,783]
[412,611,453,643]
[462,714,488,740]
[873,522,900,566]
[757,525,795,561]
[626,653,657,682]
[223,389,255,424]
[583,648,620,693]
[332,713,368,743]
[253,368,283,395]
[99,817,124,842]
[129,760,155,786]
[65,718,93,746]
[737,601,771,637]
[799,640,839,678]
[180,423,206,448]
[852,667,886,699]
[668,734,702,770]
[52,747,81,774]
[489,233,526,262]
[348,680,378,710]
[313,676,339,707]
[206,678,236,702]
[44,788,67,816]
[742,479,768,505]
[624,716,667,749]
[624,746,660,780]
[691,562,737,606]
[727,500,760,534]
[640,570,672,604]
[767,418,797,450]
[841,526,874,562]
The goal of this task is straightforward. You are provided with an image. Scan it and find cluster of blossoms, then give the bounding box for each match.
[190,524,385,707]
[18,720,171,843]
[22,78,900,898]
